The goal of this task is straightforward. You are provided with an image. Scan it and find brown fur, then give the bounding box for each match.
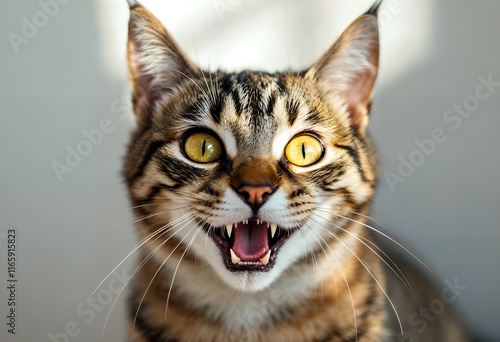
[122,2,470,341]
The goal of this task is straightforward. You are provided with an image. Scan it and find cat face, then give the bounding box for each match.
[124,4,379,292]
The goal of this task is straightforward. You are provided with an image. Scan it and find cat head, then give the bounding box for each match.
[124,1,381,292]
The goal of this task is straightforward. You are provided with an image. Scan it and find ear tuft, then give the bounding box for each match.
[127,6,198,123]
[306,13,379,132]
[126,0,141,10]
[366,0,383,16]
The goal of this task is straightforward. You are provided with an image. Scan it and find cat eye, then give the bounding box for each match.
[183,132,223,163]
[285,135,324,167]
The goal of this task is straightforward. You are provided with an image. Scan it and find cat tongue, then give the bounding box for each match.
[232,221,269,261]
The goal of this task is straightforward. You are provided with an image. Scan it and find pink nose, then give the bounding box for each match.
[238,184,274,211]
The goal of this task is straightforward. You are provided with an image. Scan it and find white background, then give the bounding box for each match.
[0,0,499,341]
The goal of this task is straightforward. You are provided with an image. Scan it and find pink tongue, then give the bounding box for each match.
[232,221,269,261]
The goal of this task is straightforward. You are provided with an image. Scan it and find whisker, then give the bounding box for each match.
[91,212,195,299]
[297,229,321,296]
[312,204,430,273]
[306,222,358,339]
[311,212,418,305]
[358,235,419,305]
[99,213,196,341]
[131,217,198,337]
[344,210,386,231]
[333,213,431,272]
[164,223,204,321]
[309,217,404,339]
[110,210,168,231]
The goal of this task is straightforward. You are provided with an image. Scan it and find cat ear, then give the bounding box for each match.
[127,2,199,123]
[306,3,381,131]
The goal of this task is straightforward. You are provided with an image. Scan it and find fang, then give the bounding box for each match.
[230,249,240,264]
[226,224,233,238]
[270,224,277,238]
[259,250,271,266]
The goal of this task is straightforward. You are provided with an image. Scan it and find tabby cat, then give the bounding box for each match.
[123,0,470,341]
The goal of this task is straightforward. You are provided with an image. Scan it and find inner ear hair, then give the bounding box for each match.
[127,5,199,123]
[306,11,380,132]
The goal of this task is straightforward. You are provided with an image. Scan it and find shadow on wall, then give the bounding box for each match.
[372,1,500,341]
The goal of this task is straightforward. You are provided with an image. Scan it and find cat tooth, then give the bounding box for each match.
[270,224,278,238]
[267,222,270,228]
[230,249,240,265]
[259,250,271,266]
[225,224,233,238]
[257,219,261,225]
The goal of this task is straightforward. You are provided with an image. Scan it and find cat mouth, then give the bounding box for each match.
[205,220,293,272]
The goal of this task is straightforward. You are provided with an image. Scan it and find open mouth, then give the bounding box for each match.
[205,220,294,272]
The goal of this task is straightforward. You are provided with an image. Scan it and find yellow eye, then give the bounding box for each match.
[183,132,223,163]
[285,135,323,167]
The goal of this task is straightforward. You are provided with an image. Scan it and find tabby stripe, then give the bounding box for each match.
[134,205,149,219]
[290,187,307,198]
[318,280,377,342]
[222,73,242,115]
[129,140,171,183]
[330,187,356,207]
[286,98,300,126]
[276,73,287,93]
[278,160,300,183]
[231,89,243,115]
[314,163,346,186]
[133,183,181,208]
[334,144,369,182]
[221,73,233,93]
[182,102,204,123]
[305,107,321,125]
[250,90,265,123]
[157,156,207,185]
[210,93,225,124]
[236,71,265,122]
[129,304,167,342]
[136,184,164,206]
[344,283,378,342]
[266,92,277,116]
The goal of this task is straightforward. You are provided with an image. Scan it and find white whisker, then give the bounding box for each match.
[310,217,404,339]
[306,222,358,340]
[131,216,198,337]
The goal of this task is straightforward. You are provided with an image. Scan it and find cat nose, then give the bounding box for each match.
[237,183,274,211]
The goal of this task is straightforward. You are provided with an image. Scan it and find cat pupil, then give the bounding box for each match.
[201,139,206,157]
[302,143,306,160]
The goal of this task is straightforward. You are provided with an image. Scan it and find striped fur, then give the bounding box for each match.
[122,1,470,341]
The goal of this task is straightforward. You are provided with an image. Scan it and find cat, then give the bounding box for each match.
[122,0,471,341]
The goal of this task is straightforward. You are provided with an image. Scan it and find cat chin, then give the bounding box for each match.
[218,269,278,293]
